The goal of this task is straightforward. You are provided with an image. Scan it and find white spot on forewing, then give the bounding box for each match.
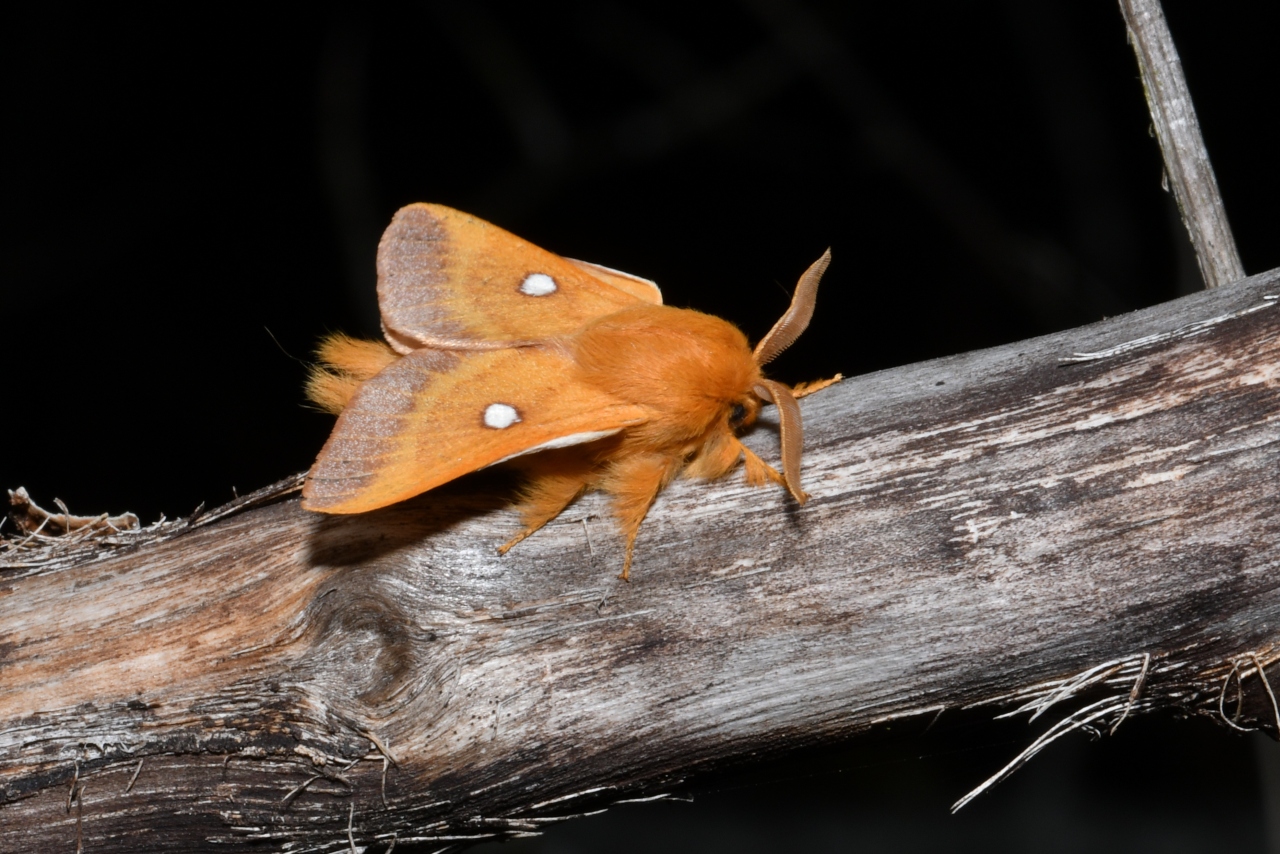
[520,273,557,296]
[484,403,521,429]
[487,429,623,466]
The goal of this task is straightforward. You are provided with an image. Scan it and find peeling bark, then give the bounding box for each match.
[2,268,1279,852]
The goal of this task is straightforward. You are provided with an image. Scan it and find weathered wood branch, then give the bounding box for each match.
[1119,0,1246,287]
[3,268,1280,851]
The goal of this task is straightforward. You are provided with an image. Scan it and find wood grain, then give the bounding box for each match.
[3,267,1279,851]
[1119,0,1246,287]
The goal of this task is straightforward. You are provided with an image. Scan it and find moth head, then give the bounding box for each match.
[727,396,761,431]
[746,248,832,504]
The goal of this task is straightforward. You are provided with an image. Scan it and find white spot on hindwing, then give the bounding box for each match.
[487,429,625,466]
[520,273,557,296]
[525,430,618,452]
[484,403,521,429]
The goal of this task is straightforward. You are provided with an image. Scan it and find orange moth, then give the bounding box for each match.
[303,203,835,579]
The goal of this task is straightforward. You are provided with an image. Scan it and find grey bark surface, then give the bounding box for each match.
[1119,0,1246,287]
[3,267,1279,851]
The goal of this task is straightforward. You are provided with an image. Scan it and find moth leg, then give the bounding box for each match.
[498,471,591,556]
[741,445,785,488]
[683,430,743,481]
[790,373,843,399]
[601,454,681,582]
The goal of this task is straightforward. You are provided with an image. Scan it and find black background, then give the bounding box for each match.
[6,2,1279,851]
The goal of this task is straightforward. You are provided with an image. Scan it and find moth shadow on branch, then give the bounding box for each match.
[302,470,519,569]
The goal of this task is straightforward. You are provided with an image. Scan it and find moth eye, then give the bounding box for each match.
[728,402,748,427]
